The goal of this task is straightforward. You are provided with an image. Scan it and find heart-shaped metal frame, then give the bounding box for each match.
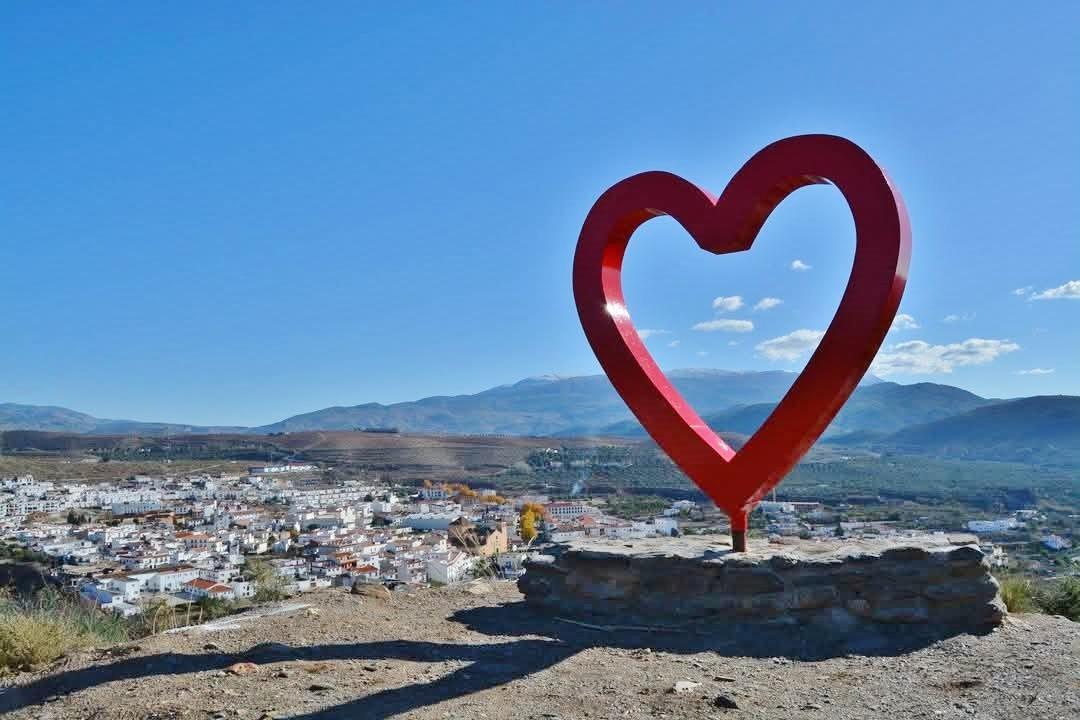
[572,134,910,541]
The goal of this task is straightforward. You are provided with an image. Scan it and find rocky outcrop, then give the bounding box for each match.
[519,535,1005,633]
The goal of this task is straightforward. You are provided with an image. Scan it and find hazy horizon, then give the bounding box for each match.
[0,367,1025,429]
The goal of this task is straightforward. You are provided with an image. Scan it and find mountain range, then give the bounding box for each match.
[3,370,811,437]
[0,403,246,437]
[3,370,1080,466]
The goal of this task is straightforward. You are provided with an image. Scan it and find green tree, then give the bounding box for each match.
[1038,577,1080,621]
[243,559,289,603]
[194,596,234,621]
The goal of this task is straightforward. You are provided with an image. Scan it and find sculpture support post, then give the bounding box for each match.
[731,509,748,552]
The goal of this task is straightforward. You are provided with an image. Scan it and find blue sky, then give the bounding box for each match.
[1,4,1077,426]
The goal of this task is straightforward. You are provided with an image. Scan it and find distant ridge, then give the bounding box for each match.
[596,381,992,437]
[0,402,246,437]
[2,370,816,436]
[881,395,1080,465]
[4,373,1078,467]
[254,369,806,436]
[4,376,1080,467]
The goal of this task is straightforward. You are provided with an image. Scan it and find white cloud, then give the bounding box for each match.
[667,339,680,348]
[1012,286,1033,296]
[753,297,783,311]
[728,340,740,346]
[711,295,744,312]
[755,329,825,361]
[790,259,812,272]
[636,328,669,341]
[871,338,1020,376]
[696,350,709,357]
[1031,280,1080,300]
[692,319,754,333]
[890,313,920,331]
[1017,367,1054,375]
[943,312,975,324]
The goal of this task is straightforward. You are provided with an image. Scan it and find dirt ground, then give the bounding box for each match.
[1,582,1077,720]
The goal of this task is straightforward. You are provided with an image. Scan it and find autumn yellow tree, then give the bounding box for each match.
[521,502,546,517]
[519,509,538,542]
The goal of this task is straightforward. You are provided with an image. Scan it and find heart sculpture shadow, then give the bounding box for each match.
[572,134,910,539]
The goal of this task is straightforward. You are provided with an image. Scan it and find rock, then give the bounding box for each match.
[309,683,334,692]
[226,662,259,676]
[303,607,320,618]
[723,568,785,594]
[520,535,1005,633]
[203,642,224,652]
[946,545,985,565]
[845,598,872,617]
[668,680,701,694]
[792,586,839,610]
[715,675,736,682]
[881,547,931,563]
[463,579,493,595]
[947,677,984,690]
[871,599,930,624]
[351,583,392,601]
[713,694,739,709]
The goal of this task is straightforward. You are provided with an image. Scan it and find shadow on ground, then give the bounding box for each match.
[0,600,991,719]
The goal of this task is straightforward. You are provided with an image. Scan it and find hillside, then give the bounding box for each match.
[0,403,102,434]
[0,429,631,487]
[603,381,994,438]
[6,376,1080,468]
[2,370,808,437]
[883,395,1080,466]
[256,369,806,436]
[0,403,245,436]
[1,584,1076,720]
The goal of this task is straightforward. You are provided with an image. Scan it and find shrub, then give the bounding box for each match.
[131,597,179,636]
[1036,577,1080,621]
[194,596,235,620]
[0,586,129,673]
[0,613,83,672]
[998,575,1037,613]
[244,559,289,602]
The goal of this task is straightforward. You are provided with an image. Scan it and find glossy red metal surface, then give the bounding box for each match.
[573,134,910,537]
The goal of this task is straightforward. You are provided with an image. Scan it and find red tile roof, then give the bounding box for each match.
[184,578,232,594]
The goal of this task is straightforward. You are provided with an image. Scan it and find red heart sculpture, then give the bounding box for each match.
[573,134,910,542]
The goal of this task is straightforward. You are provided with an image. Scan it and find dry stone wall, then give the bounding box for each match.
[519,535,1005,633]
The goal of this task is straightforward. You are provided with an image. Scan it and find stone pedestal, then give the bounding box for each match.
[518,535,1005,634]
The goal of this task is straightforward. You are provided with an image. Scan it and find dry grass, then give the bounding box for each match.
[0,586,129,674]
[0,455,242,483]
[0,612,86,672]
[998,575,1036,613]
